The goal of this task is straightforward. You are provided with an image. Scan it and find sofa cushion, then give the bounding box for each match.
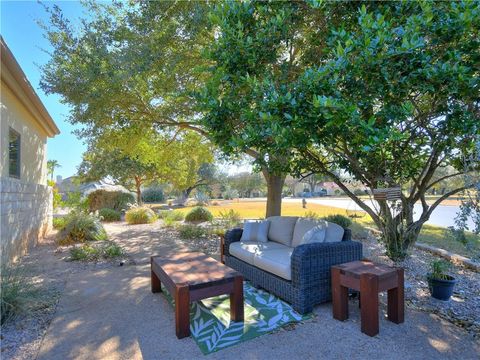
[240,220,270,243]
[267,216,298,246]
[229,241,286,265]
[253,248,293,281]
[301,225,326,245]
[292,218,327,247]
[325,222,345,242]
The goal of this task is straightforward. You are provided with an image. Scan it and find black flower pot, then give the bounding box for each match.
[427,275,457,301]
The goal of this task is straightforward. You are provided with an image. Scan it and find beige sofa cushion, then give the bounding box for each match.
[240,220,270,243]
[253,248,293,280]
[292,218,327,247]
[325,222,345,242]
[229,241,286,265]
[267,216,298,246]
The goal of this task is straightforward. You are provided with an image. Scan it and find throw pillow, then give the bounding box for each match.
[301,225,326,245]
[240,220,270,243]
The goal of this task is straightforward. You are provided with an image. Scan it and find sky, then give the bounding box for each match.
[1,0,251,178]
[1,0,88,179]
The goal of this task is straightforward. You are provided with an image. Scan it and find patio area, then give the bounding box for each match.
[3,222,479,360]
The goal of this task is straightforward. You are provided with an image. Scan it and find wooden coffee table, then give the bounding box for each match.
[331,260,404,336]
[151,252,244,339]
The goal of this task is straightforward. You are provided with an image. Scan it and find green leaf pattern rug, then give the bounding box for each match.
[164,282,311,354]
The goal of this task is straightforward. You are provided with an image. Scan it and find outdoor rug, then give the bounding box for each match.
[162,282,311,354]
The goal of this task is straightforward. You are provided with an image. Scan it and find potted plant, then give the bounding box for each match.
[427,259,457,301]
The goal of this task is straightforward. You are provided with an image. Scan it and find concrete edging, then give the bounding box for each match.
[364,227,480,272]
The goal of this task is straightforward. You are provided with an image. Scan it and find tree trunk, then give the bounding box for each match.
[134,176,142,205]
[181,187,194,204]
[263,171,286,218]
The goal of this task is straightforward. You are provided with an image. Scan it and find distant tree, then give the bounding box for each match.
[47,160,61,181]
[78,129,214,204]
[228,172,265,198]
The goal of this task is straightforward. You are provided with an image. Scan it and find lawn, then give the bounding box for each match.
[150,200,479,259]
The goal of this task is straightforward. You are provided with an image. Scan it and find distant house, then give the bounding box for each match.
[56,176,131,199]
[318,182,342,196]
[0,37,60,262]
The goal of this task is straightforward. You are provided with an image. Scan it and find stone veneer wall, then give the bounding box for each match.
[0,177,52,263]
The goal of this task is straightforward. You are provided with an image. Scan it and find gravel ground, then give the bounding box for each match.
[2,221,478,360]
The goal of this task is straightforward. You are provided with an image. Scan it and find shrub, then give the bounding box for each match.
[98,208,121,222]
[211,201,220,206]
[70,241,124,261]
[218,209,242,227]
[323,214,352,228]
[125,206,157,224]
[178,224,208,239]
[1,266,48,324]
[304,210,320,219]
[52,217,67,230]
[63,191,89,211]
[185,206,213,223]
[194,192,210,206]
[141,187,165,203]
[57,211,108,245]
[445,226,468,245]
[88,190,135,212]
[165,210,184,222]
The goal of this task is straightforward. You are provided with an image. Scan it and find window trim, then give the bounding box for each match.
[8,127,21,179]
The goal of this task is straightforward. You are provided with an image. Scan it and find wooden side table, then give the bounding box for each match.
[151,252,244,339]
[331,260,404,337]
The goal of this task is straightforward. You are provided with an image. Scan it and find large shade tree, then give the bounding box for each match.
[40,0,327,217]
[270,1,480,259]
[199,1,357,216]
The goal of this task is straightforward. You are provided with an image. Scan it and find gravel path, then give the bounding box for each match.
[1,221,479,360]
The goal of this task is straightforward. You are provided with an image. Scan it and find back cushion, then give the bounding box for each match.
[240,220,270,243]
[292,218,327,247]
[325,222,345,242]
[267,216,298,246]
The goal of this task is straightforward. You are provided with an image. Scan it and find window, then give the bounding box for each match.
[8,128,20,178]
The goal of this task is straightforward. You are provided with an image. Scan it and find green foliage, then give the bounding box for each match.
[70,241,124,261]
[52,217,67,230]
[185,206,214,223]
[141,187,165,203]
[125,207,157,225]
[178,224,208,239]
[304,210,321,219]
[63,191,89,211]
[1,266,49,324]
[88,190,135,212]
[48,179,63,210]
[323,215,353,229]
[218,209,241,227]
[98,208,121,222]
[57,211,108,245]
[159,210,184,227]
[428,259,452,281]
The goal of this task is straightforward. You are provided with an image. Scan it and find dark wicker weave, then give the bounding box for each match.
[224,227,363,314]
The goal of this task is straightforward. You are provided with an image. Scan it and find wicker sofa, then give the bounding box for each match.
[224,216,363,314]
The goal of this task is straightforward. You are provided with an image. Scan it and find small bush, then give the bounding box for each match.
[178,224,208,239]
[323,214,352,228]
[1,266,48,324]
[57,211,108,245]
[194,192,210,206]
[303,210,320,219]
[141,187,165,203]
[125,207,157,224]
[53,217,67,230]
[211,201,220,206]
[218,209,242,227]
[166,210,184,221]
[88,190,135,212]
[98,208,121,222]
[185,206,213,223]
[70,241,124,261]
[445,226,468,245]
[63,191,89,211]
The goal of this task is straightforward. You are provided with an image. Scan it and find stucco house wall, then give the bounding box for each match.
[0,37,60,263]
